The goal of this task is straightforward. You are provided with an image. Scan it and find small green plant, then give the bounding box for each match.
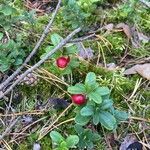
[0,3,35,72]
[68,72,128,130]
[62,0,99,29]
[50,131,79,150]
[0,38,26,72]
[74,124,101,150]
[41,33,79,75]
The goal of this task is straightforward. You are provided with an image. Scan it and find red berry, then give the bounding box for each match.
[56,56,70,68]
[71,94,86,105]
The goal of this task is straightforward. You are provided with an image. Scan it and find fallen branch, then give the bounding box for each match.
[0,27,81,99]
[0,0,62,91]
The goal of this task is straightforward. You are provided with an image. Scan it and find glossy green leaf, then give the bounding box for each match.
[100,99,113,110]
[67,83,86,94]
[51,33,63,46]
[114,110,128,121]
[93,110,99,125]
[95,87,110,96]
[99,111,116,130]
[80,105,94,116]
[88,91,102,104]
[66,135,79,148]
[85,72,96,87]
[75,114,90,126]
[50,131,64,144]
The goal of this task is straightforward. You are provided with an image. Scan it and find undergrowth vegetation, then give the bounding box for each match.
[0,0,149,149]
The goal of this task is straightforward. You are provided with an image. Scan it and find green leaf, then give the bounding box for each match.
[67,83,86,94]
[88,91,102,104]
[0,5,17,16]
[50,131,64,144]
[69,58,79,68]
[114,110,128,121]
[85,72,96,88]
[100,99,113,110]
[74,124,83,134]
[57,141,68,150]
[51,33,63,46]
[99,111,116,130]
[65,44,78,54]
[45,46,54,53]
[92,133,101,142]
[75,114,90,126]
[66,135,79,148]
[0,33,3,40]
[95,87,110,96]
[80,105,94,116]
[93,110,99,125]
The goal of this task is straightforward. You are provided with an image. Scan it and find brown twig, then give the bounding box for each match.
[0,27,81,99]
[0,0,62,91]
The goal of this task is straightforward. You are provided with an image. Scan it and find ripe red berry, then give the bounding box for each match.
[71,94,86,105]
[56,56,70,68]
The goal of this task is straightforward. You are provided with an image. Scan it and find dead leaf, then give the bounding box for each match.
[77,43,94,59]
[119,134,137,150]
[103,23,114,31]
[124,63,150,80]
[137,32,150,42]
[116,23,132,39]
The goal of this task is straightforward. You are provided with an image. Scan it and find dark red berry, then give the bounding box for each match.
[56,56,70,68]
[71,94,86,105]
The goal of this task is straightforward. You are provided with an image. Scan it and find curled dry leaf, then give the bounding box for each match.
[77,43,94,59]
[124,63,150,80]
[116,23,132,39]
[103,23,114,31]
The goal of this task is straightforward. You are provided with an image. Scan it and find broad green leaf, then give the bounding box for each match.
[93,110,99,125]
[75,114,90,126]
[58,141,68,150]
[65,45,78,54]
[66,135,79,148]
[88,91,102,104]
[0,5,17,15]
[95,87,110,96]
[100,99,113,110]
[50,131,64,144]
[69,58,79,68]
[51,33,63,46]
[45,46,54,53]
[99,111,116,130]
[67,83,86,94]
[80,105,94,116]
[74,124,83,134]
[92,133,101,141]
[85,72,96,88]
[114,110,128,121]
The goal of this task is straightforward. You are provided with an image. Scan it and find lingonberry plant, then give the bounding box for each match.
[50,131,79,150]
[68,72,128,130]
[41,33,79,75]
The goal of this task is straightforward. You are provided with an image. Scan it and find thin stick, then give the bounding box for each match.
[0,27,81,99]
[0,0,62,91]
[0,117,20,140]
[38,103,73,140]
[69,33,95,43]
